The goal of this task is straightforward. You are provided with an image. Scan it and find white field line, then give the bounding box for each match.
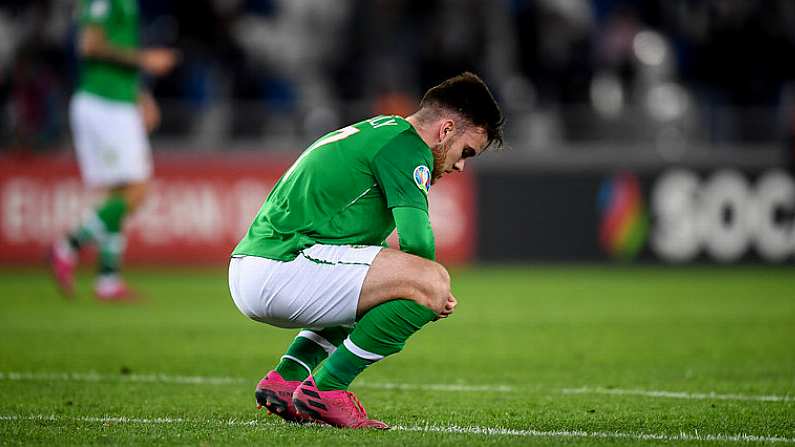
[0,371,244,386]
[0,415,188,424]
[562,387,795,403]
[2,371,792,403]
[356,381,515,393]
[1,414,793,444]
[0,371,512,392]
[395,425,795,444]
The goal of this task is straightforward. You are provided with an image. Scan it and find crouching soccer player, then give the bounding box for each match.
[228,72,503,429]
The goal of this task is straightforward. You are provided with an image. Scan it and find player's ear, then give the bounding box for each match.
[439,119,455,142]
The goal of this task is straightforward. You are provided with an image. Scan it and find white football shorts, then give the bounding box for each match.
[69,92,152,187]
[228,244,383,328]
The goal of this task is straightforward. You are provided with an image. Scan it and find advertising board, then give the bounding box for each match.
[0,154,476,264]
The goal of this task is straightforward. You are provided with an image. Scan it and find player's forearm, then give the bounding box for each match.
[80,26,141,68]
[138,89,161,133]
[392,207,436,261]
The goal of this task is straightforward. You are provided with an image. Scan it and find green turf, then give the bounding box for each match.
[0,265,793,446]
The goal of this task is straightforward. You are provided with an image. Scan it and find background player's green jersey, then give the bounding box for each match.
[77,0,140,103]
[234,115,434,261]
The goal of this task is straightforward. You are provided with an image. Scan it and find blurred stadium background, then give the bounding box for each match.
[2,0,795,266]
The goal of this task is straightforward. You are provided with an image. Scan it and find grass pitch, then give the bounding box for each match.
[0,265,793,446]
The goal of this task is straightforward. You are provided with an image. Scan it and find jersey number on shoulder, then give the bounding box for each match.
[283,126,360,181]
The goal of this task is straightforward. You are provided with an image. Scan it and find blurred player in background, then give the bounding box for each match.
[228,72,503,429]
[49,0,177,300]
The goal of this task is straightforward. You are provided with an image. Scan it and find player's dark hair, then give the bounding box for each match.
[419,72,504,149]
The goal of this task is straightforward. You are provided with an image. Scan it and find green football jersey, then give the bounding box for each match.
[233,115,434,261]
[76,0,140,103]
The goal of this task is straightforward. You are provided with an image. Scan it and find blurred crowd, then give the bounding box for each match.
[2,0,795,154]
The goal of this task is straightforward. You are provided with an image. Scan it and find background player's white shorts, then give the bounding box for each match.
[70,92,152,187]
[228,244,383,328]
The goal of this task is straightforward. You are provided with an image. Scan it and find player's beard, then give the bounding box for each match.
[429,139,451,184]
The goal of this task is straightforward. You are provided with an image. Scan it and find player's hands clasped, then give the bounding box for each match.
[434,293,457,320]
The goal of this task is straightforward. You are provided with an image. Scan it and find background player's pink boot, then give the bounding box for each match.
[49,240,76,297]
[292,376,389,429]
[94,275,136,301]
[255,370,313,424]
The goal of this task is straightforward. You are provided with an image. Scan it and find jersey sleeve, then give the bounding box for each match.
[371,130,434,211]
[80,0,113,26]
[393,207,436,260]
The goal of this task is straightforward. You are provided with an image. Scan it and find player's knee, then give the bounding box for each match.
[419,263,450,313]
[123,182,150,211]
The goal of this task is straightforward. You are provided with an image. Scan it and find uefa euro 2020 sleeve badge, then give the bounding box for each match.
[413,165,431,194]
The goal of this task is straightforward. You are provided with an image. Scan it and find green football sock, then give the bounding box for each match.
[96,194,128,233]
[314,299,437,391]
[68,194,128,251]
[312,344,366,390]
[91,195,128,275]
[68,226,95,251]
[98,233,125,275]
[275,326,351,382]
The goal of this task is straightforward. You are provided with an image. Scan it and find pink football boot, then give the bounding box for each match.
[292,376,389,430]
[49,240,77,297]
[94,275,136,301]
[255,370,313,424]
